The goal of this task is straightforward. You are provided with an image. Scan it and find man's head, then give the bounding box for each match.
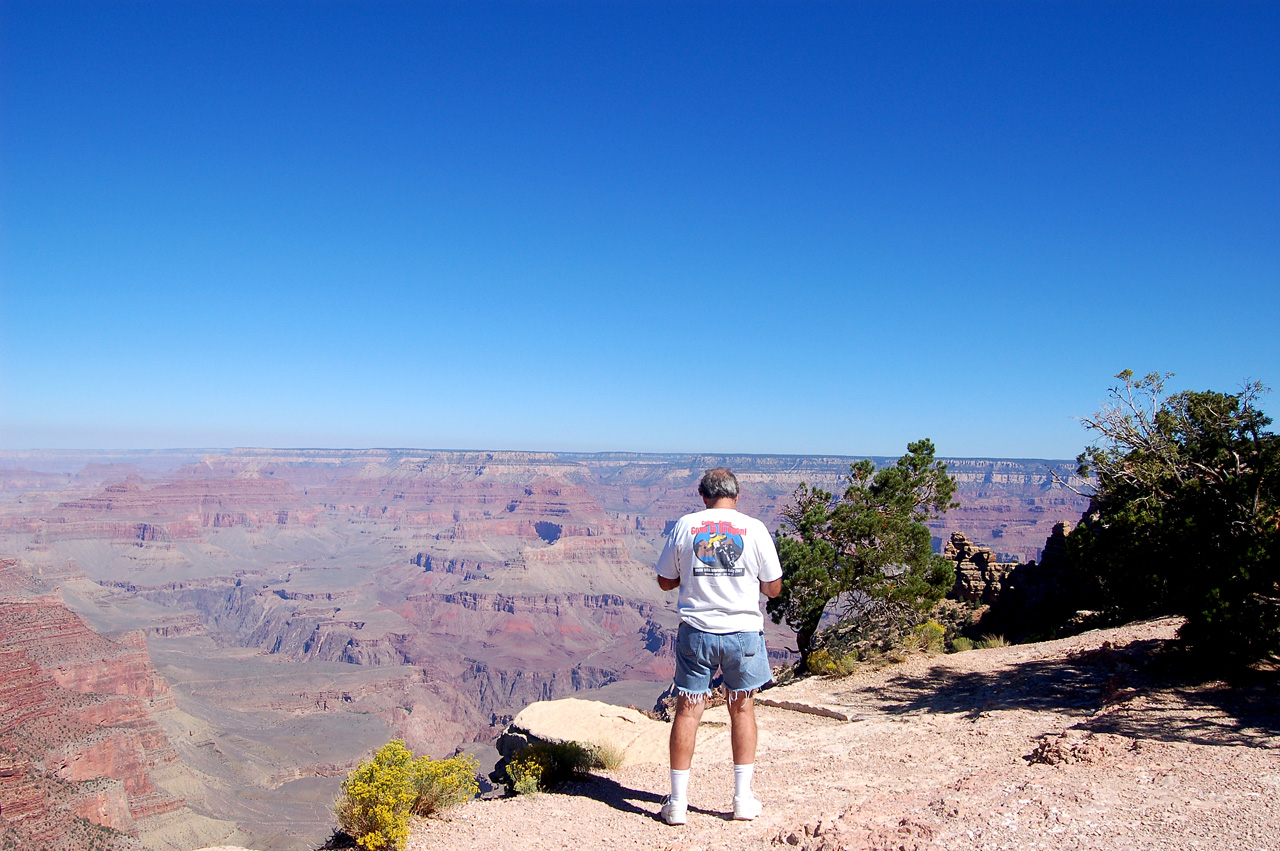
[698,468,740,504]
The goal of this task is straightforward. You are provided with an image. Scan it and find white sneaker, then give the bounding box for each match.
[732,794,762,820]
[660,796,687,825]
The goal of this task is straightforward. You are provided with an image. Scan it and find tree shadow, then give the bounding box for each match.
[1081,661,1280,748]
[867,638,1280,748]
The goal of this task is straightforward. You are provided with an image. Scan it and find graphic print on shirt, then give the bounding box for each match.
[691,521,747,576]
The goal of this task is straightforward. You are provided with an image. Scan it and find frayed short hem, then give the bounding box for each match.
[675,688,713,704]
[673,685,760,705]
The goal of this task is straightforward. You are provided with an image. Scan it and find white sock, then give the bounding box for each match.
[670,768,690,803]
[733,763,754,798]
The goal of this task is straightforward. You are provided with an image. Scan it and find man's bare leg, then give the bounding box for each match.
[726,691,757,764]
[727,691,762,818]
[669,693,707,770]
[663,694,707,823]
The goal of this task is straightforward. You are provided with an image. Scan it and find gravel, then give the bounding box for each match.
[405,618,1280,851]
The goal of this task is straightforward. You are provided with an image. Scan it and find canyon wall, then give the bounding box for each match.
[0,448,1089,850]
[0,559,244,851]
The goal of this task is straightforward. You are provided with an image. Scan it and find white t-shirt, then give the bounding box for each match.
[655,507,783,634]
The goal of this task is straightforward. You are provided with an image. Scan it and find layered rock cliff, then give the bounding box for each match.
[0,560,238,850]
[0,447,1090,850]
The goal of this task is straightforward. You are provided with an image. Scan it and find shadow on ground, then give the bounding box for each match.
[1083,664,1280,748]
[868,638,1280,748]
[553,775,731,822]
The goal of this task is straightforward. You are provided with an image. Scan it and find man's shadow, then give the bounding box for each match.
[553,775,730,821]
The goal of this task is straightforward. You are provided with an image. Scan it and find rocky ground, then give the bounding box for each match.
[399,617,1279,851]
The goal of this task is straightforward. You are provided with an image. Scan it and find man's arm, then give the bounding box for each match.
[754,520,783,599]
[655,523,681,591]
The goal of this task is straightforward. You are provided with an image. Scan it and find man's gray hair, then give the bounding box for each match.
[698,467,739,500]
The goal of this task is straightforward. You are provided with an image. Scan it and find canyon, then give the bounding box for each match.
[0,448,1089,850]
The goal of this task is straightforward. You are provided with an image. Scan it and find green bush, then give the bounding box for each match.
[806,646,859,676]
[589,741,625,771]
[910,620,946,653]
[975,634,1008,649]
[505,740,597,793]
[335,740,418,850]
[413,752,480,816]
[950,636,974,653]
[878,648,906,666]
[335,740,479,849]
[506,755,543,795]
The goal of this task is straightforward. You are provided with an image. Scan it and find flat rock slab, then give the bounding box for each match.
[755,695,859,721]
[510,698,671,766]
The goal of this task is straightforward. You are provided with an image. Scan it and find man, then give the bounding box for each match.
[654,467,783,825]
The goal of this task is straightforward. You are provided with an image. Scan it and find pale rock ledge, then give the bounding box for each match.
[502,697,671,767]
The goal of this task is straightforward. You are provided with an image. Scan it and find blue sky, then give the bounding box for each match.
[1,1,1276,458]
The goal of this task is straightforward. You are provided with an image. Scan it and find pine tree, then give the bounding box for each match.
[1070,371,1280,664]
[768,439,957,669]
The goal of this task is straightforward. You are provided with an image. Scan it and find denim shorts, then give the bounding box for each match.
[674,622,772,699]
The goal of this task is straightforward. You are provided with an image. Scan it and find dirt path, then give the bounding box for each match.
[405,618,1280,851]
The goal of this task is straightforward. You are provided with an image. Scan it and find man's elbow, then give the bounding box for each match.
[760,578,782,599]
[657,575,680,591]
